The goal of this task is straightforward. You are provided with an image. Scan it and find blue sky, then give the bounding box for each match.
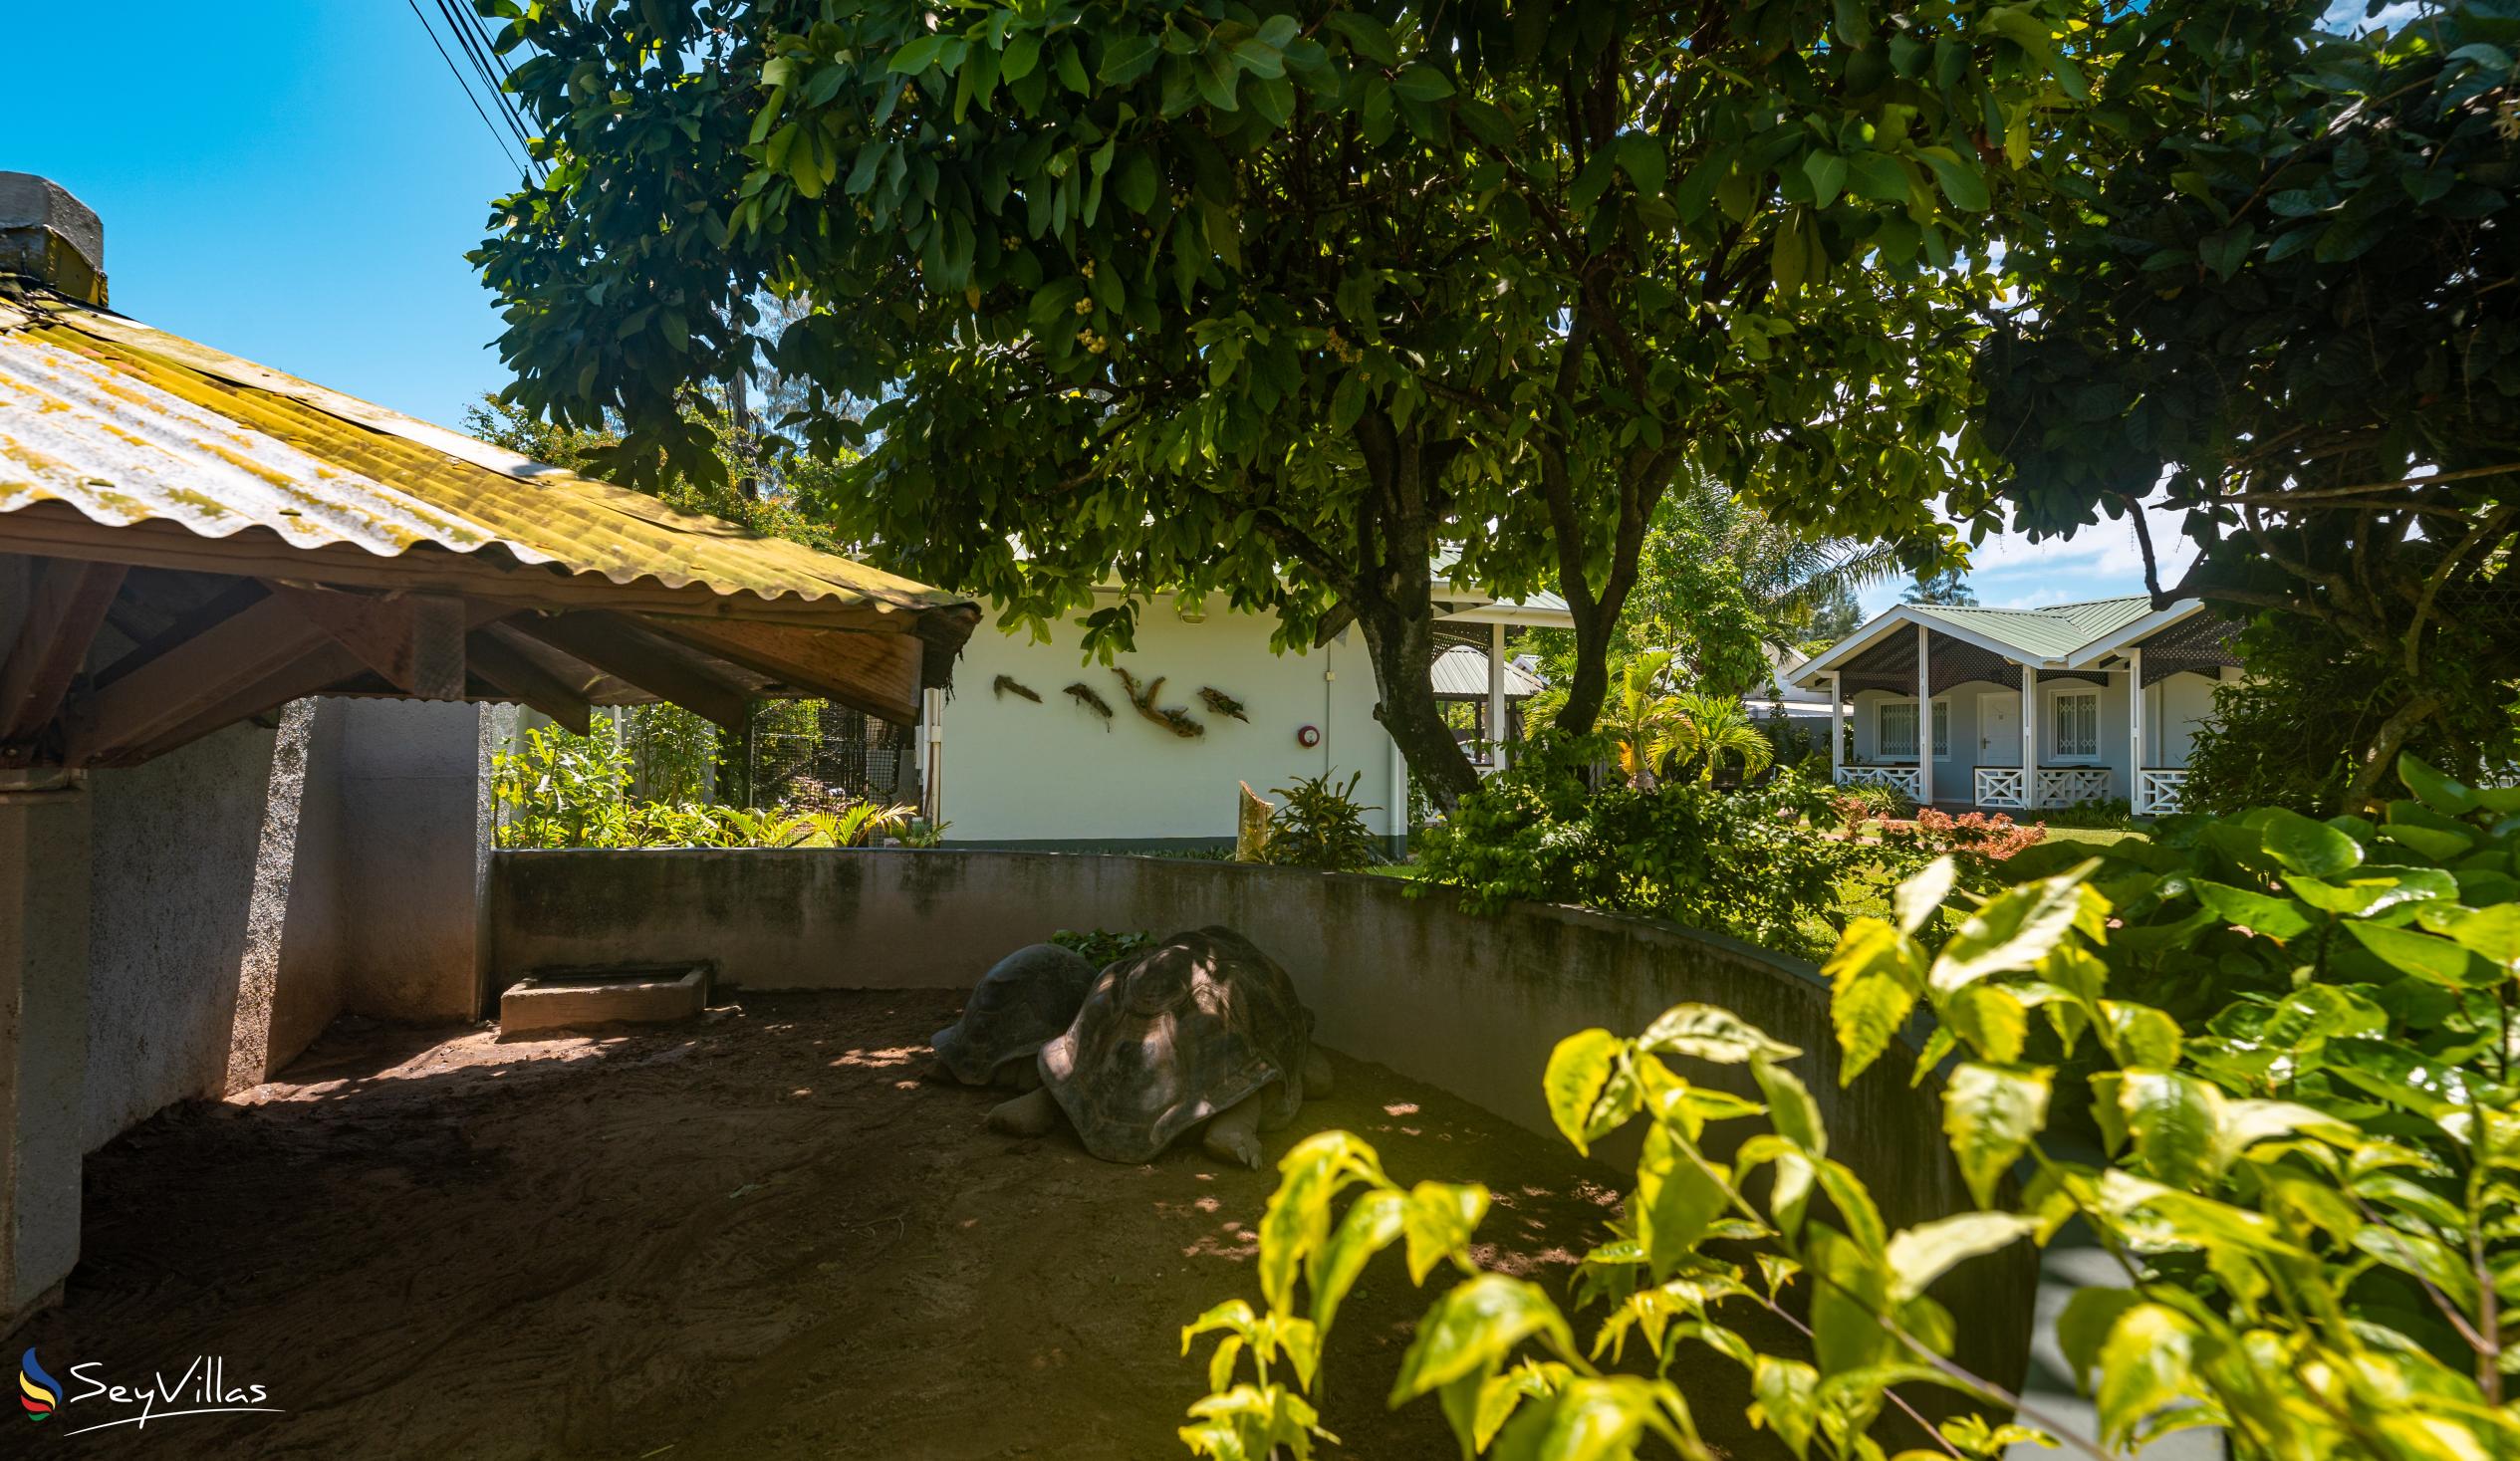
[18,1,2180,616]
[15,3,523,434]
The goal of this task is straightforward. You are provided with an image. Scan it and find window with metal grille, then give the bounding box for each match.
[2052,691,2100,759]
[1877,700,1948,759]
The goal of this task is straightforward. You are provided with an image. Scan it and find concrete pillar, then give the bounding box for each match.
[0,791,90,1329]
[332,700,507,1022]
[1829,672,1844,785]
[1915,622,1934,807]
[1487,622,1509,771]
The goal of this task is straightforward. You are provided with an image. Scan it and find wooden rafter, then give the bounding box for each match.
[641,614,922,726]
[466,625,596,736]
[89,578,267,690]
[510,611,751,731]
[0,557,127,762]
[64,594,335,766]
[119,642,365,766]
[268,584,470,700]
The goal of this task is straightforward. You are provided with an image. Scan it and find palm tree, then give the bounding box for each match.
[1602,650,1686,788]
[1662,692,1777,785]
[1679,472,1907,653]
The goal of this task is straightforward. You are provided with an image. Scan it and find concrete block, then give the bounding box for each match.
[499,965,708,1035]
[0,173,106,304]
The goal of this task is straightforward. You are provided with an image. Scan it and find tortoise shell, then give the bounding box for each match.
[1037,926,1314,1163]
[930,943,1097,1086]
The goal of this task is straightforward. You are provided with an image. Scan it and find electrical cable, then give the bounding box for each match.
[404,0,529,179]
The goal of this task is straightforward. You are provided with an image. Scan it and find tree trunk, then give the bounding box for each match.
[2346,690,2443,812]
[1541,446,1673,737]
[1555,595,1620,736]
[1345,413,1481,812]
[1355,590,1480,811]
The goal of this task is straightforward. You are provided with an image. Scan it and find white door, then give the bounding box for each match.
[1977,692,2020,766]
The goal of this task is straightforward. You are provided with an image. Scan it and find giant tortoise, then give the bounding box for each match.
[985,926,1333,1167]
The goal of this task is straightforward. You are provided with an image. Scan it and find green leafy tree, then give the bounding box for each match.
[1973,0,2520,805]
[1526,475,1904,723]
[1189,756,2520,1460]
[473,0,2103,807]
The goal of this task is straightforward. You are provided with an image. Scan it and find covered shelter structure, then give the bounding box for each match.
[1787,596,2241,816]
[0,174,975,1333]
[1427,638,1544,771]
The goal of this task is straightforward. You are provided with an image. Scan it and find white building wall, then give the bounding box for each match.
[2147,673,2220,768]
[939,597,1399,845]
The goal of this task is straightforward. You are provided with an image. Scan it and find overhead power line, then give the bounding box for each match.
[405,0,542,182]
[434,0,537,163]
[406,0,525,178]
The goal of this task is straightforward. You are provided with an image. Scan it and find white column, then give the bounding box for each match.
[1914,622,1933,807]
[920,686,944,826]
[1487,621,1509,771]
[2129,646,2145,812]
[2019,665,2038,810]
[1829,672,1844,785]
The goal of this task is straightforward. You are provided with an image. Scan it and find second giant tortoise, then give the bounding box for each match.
[930,942,1097,1089]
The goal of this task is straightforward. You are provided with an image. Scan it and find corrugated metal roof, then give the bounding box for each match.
[1905,597,2154,660]
[1430,642,1545,698]
[0,290,974,629]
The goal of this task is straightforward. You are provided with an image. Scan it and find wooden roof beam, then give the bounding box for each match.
[510,611,751,732]
[0,556,126,763]
[266,584,468,700]
[466,625,595,736]
[64,594,334,765]
[639,614,921,727]
[114,642,366,767]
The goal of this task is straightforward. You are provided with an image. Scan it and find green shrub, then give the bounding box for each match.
[1411,738,1912,959]
[1264,771,1386,871]
[1181,755,2520,1461]
[491,719,918,850]
[1829,780,1916,824]
[1050,928,1155,969]
[2035,796,2135,831]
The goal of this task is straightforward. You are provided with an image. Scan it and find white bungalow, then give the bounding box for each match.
[1785,597,2242,817]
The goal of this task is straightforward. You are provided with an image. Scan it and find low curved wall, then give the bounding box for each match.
[490,849,2035,1390]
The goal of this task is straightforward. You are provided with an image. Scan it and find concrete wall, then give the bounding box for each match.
[83,720,289,1149]
[941,595,1400,845]
[329,699,506,1022]
[0,793,91,1325]
[489,848,2039,1392]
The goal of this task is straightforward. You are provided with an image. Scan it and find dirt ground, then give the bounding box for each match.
[26,991,1785,1459]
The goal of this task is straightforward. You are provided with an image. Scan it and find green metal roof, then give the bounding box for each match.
[1904,597,2155,661]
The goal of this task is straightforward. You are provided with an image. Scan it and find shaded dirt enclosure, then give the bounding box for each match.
[26,991,1782,1459]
